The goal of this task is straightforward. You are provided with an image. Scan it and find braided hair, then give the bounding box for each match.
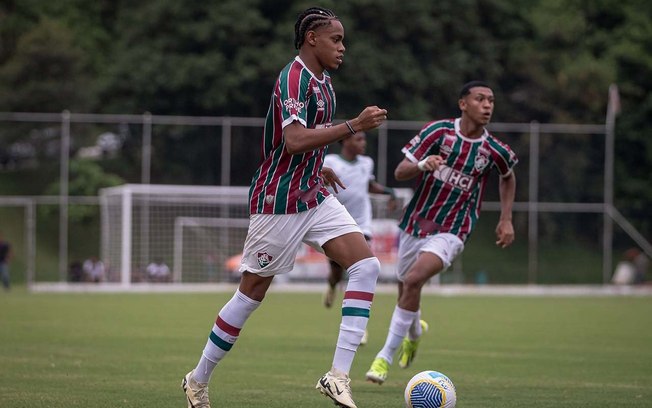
[294,7,338,50]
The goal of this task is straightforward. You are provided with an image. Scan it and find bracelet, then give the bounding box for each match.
[345,120,356,135]
[417,158,428,171]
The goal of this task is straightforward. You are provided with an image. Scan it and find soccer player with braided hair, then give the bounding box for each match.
[182,6,387,408]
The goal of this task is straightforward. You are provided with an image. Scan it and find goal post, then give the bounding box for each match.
[99,184,411,286]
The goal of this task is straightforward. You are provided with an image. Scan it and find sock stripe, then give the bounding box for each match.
[344,290,374,301]
[216,316,241,336]
[342,306,370,318]
[209,331,234,351]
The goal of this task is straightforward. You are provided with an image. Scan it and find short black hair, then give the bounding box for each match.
[294,7,338,50]
[459,81,491,98]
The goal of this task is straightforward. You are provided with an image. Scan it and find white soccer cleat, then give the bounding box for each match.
[316,371,358,408]
[181,370,211,408]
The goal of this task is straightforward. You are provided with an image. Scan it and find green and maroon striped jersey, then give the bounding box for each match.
[249,56,336,214]
[399,118,518,242]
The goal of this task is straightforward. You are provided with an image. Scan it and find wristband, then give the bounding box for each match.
[345,120,356,135]
[383,186,396,198]
[417,158,428,171]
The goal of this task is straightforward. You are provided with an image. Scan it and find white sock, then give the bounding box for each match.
[193,290,260,383]
[331,257,380,374]
[407,309,422,341]
[376,306,418,364]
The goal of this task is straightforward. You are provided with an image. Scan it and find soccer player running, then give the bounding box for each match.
[182,7,387,408]
[322,132,397,345]
[365,81,518,385]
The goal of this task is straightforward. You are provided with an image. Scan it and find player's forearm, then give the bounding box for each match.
[284,122,355,155]
[498,172,516,221]
[369,181,396,197]
[394,159,422,181]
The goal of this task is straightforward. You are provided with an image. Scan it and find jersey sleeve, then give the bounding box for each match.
[277,66,311,129]
[401,121,444,163]
[490,137,519,177]
[363,156,376,181]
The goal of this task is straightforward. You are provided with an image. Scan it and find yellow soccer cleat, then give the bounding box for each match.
[398,320,429,369]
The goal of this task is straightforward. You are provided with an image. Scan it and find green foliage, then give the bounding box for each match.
[0,18,91,112]
[0,0,650,237]
[40,159,124,223]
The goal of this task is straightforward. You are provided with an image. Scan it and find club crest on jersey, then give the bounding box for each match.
[474,154,490,172]
[257,252,273,268]
[283,97,304,114]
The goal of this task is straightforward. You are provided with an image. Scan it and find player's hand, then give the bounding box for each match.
[351,106,388,132]
[321,166,345,193]
[495,219,515,248]
[387,196,398,212]
[418,155,445,172]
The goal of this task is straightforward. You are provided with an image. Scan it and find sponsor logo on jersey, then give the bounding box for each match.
[257,252,273,268]
[316,99,325,111]
[433,165,475,192]
[283,98,304,114]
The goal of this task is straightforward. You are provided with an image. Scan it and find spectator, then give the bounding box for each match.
[0,231,11,291]
[612,247,649,285]
[69,260,84,282]
[146,259,171,283]
[83,256,105,283]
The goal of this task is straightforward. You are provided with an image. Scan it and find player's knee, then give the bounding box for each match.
[351,256,380,279]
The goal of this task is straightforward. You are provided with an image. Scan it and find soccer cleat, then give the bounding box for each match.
[181,370,211,408]
[360,329,368,346]
[324,286,336,308]
[398,319,429,369]
[316,371,357,408]
[365,357,389,385]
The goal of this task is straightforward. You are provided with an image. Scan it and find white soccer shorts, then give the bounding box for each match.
[239,196,363,277]
[395,231,464,281]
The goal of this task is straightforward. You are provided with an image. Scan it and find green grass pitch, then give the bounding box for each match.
[1,289,651,407]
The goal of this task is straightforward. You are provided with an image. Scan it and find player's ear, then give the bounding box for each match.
[306,30,317,46]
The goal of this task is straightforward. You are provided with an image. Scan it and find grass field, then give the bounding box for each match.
[1,288,651,407]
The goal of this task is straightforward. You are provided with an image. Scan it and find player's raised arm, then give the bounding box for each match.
[284,106,387,154]
[394,155,444,181]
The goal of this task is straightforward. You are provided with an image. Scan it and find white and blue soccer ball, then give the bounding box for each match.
[404,370,457,408]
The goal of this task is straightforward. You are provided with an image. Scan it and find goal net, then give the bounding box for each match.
[99,184,412,285]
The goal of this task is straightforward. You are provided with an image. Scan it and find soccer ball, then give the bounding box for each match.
[404,370,456,408]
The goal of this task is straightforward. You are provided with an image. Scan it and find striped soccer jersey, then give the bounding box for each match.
[248,56,336,215]
[399,118,518,242]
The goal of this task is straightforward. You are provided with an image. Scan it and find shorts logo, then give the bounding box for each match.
[283,98,304,114]
[257,252,273,268]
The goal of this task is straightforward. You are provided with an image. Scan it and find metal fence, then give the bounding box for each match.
[1,106,650,286]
